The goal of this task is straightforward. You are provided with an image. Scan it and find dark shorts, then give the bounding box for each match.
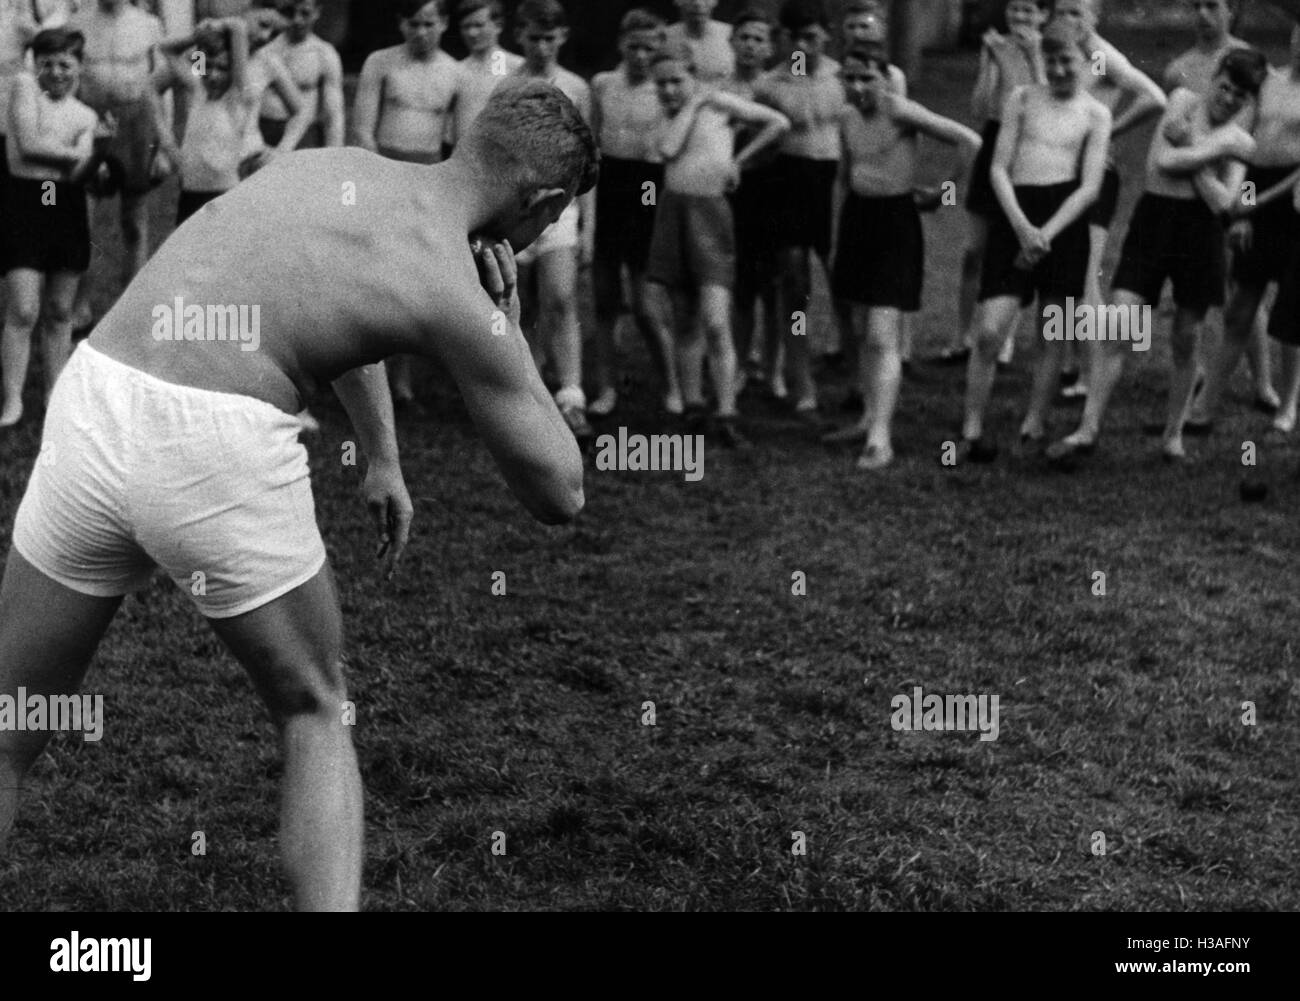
[980,180,1091,305]
[1231,164,1300,288]
[832,192,924,312]
[595,156,662,273]
[1089,163,1122,230]
[177,189,223,226]
[0,135,7,178]
[966,119,1002,219]
[97,98,159,196]
[259,117,326,151]
[646,189,735,291]
[1268,236,1300,345]
[770,154,837,257]
[732,159,781,292]
[1,175,90,274]
[1111,192,1225,314]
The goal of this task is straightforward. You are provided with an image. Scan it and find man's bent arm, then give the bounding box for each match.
[333,363,401,468]
[429,284,584,525]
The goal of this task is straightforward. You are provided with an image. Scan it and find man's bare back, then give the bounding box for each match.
[90,149,494,414]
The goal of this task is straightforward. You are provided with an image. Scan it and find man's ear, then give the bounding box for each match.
[524,186,570,219]
[557,27,570,45]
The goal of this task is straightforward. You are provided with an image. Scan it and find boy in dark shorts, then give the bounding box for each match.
[723,8,779,394]
[934,0,1048,366]
[590,8,676,417]
[1049,0,1167,400]
[821,49,980,470]
[1,27,107,428]
[753,0,845,415]
[960,19,1112,462]
[644,42,790,447]
[1049,47,1265,463]
[1188,23,1300,432]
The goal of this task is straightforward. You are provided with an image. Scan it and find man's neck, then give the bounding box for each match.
[733,65,759,84]
[683,17,708,38]
[525,58,558,79]
[469,45,499,64]
[440,155,504,238]
[407,44,438,62]
[623,63,647,85]
[1197,31,1228,53]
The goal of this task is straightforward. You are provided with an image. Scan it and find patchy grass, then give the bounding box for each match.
[1,27,1297,911]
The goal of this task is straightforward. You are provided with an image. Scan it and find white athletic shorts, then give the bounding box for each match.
[515,201,580,265]
[12,344,327,618]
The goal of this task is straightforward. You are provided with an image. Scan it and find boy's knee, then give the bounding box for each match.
[42,299,73,326]
[6,301,40,330]
[974,324,1005,359]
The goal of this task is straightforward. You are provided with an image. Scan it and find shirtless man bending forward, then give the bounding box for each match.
[0,79,597,911]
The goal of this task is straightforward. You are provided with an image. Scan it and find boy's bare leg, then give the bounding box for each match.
[777,246,815,409]
[591,255,622,414]
[698,285,738,417]
[644,281,687,412]
[538,250,585,412]
[1164,305,1208,459]
[860,306,901,469]
[119,194,150,288]
[1,270,43,427]
[1189,282,1267,423]
[1271,340,1300,431]
[942,212,988,358]
[40,272,79,407]
[1022,300,1066,441]
[0,551,123,854]
[963,295,1020,441]
[628,271,681,407]
[207,565,362,912]
[1248,288,1280,409]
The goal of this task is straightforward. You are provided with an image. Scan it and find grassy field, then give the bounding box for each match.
[2,26,1298,911]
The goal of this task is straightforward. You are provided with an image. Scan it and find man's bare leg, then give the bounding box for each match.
[207,565,362,912]
[0,550,122,854]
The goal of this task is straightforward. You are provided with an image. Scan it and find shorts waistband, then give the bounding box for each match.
[76,344,297,422]
[1012,179,1079,194]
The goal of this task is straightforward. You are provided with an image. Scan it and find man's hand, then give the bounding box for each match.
[471,236,520,329]
[365,460,413,580]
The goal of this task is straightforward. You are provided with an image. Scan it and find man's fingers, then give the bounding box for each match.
[474,239,505,301]
[386,502,413,579]
[489,240,516,303]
